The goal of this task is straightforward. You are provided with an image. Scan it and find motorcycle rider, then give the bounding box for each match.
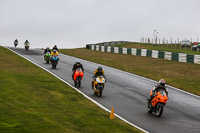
[92,66,106,88]
[24,40,29,45]
[72,60,84,80]
[148,79,168,104]
[44,47,51,54]
[52,45,59,52]
[14,39,18,47]
[50,49,59,62]
[44,47,51,60]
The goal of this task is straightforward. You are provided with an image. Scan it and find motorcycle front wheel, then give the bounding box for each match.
[156,103,163,117]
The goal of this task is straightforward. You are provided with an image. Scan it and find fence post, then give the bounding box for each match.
[175,41,176,49]
[191,38,193,51]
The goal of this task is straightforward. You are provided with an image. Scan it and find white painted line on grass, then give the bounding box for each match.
[5,47,149,133]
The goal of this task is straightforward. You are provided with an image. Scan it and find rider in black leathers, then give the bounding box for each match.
[44,47,51,54]
[14,39,18,47]
[52,45,59,52]
[44,47,51,59]
[72,60,84,80]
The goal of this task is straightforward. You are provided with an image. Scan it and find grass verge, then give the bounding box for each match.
[115,42,200,55]
[0,46,142,133]
[60,48,200,96]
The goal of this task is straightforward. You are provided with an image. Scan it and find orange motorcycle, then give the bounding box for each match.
[147,89,168,117]
[73,68,84,87]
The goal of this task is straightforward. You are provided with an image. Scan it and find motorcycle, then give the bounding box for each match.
[14,42,18,47]
[25,43,29,51]
[51,55,59,69]
[92,75,106,97]
[73,68,84,87]
[147,89,168,117]
[45,52,51,64]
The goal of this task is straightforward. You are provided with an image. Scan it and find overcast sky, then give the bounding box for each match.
[0,0,200,48]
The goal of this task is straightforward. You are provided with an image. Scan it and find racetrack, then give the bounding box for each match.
[8,47,200,133]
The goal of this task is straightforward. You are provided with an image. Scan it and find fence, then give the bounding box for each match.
[86,45,200,65]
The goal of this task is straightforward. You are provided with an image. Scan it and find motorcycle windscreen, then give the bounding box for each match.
[76,68,82,72]
[158,90,166,96]
[46,52,50,55]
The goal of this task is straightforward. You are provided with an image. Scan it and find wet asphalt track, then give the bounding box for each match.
[8,47,200,133]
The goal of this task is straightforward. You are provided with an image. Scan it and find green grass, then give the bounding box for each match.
[60,48,200,96]
[114,42,200,55]
[0,46,142,133]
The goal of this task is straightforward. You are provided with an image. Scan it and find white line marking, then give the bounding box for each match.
[5,47,149,133]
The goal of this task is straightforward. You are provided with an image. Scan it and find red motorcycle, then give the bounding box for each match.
[147,89,168,117]
[73,68,84,87]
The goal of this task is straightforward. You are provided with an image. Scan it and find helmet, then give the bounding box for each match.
[76,59,80,64]
[54,45,57,48]
[46,47,49,49]
[53,49,56,53]
[159,79,165,87]
[97,66,102,72]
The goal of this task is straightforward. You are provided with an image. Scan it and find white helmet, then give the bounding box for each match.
[159,79,165,87]
[76,59,80,64]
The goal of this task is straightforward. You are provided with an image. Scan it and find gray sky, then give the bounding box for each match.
[0,0,200,48]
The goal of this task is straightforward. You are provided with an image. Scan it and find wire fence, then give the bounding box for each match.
[140,37,200,51]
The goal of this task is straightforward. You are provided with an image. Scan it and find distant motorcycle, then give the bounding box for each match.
[45,52,51,64]
[14,41,18,47]
[92,75,106,97]
[73,68,84,87]
[147,89,168,117]
[25,43,29,51]
[51,55,59,69]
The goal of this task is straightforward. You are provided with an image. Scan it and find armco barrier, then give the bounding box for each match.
[172,52,179,61]
[127,48,132,54]
[194,55,200,64]
[123,48,127,54]
[132,48,137,55]
[141,49,147,56]
[152,50,158,58]
[147,50,152,57]
[179,53,187,63]
[164,52,172,60]
[119,47,123,54]
[136,49,141,56]
[86,45,200,65]
[158,51,165,59]
[107,46,111,52]
[187,55,194,63]
[96,45,99,51]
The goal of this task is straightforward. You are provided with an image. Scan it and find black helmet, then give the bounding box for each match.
[97,66,102,72]
[159,79,165,87]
